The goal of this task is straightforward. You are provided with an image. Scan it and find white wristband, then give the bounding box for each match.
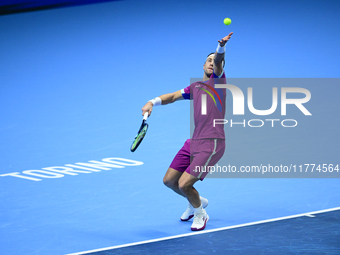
[216,44,226,54]
[148,97,162,106]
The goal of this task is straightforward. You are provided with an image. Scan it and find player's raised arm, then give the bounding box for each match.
[141,90,184,116]
[214,32,233,77]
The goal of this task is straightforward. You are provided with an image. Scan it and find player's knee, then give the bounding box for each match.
[163,176,176,188]
[178,180,191,194]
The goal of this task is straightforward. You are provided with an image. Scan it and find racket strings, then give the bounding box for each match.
[131,124,148,152]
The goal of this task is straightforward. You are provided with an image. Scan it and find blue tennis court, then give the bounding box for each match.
[67,208,340,255]
[1,0,339,254]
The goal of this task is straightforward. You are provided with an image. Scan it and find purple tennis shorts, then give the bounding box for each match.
[170,139,225,180]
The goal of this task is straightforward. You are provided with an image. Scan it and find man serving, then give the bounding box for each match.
[142,32,233,231]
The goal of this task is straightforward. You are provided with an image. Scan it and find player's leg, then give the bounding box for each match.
[163,139,191,196]
[163,167,185,197]
[178,172,209,231]
[163,138,209,221]
[178,172,200,207]
[178,139,225,230]
[164,166,209,222]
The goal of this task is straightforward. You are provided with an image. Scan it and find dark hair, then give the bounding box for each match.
[206,52,225,68]
[207,52,215,58]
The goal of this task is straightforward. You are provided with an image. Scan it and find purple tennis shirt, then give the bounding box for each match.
[181,71,226,139]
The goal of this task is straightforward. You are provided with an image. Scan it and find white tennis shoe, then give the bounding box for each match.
[180,196,208,221]
[191,208,209,231]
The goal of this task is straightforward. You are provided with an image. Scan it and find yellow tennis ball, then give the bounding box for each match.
[224,18,231,26]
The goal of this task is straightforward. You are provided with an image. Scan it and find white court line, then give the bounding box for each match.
[66,206,340,255]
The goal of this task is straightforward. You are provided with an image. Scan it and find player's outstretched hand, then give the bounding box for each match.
[142,102,153,117]
[218,32,233,47]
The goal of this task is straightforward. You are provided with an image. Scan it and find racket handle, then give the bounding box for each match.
[143,112,149,120]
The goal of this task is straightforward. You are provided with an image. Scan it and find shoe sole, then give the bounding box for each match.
[191,214,209,231]
[180,215,194,221]
[180,200,209,221]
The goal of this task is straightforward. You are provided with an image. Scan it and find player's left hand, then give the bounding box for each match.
[218,32,233,47]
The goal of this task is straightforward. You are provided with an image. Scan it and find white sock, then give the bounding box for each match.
[194,204,203,214]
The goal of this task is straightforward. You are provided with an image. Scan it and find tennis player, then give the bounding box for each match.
[142,32,233,231]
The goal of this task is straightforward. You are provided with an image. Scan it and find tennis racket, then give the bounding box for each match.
[130,112,149,152]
